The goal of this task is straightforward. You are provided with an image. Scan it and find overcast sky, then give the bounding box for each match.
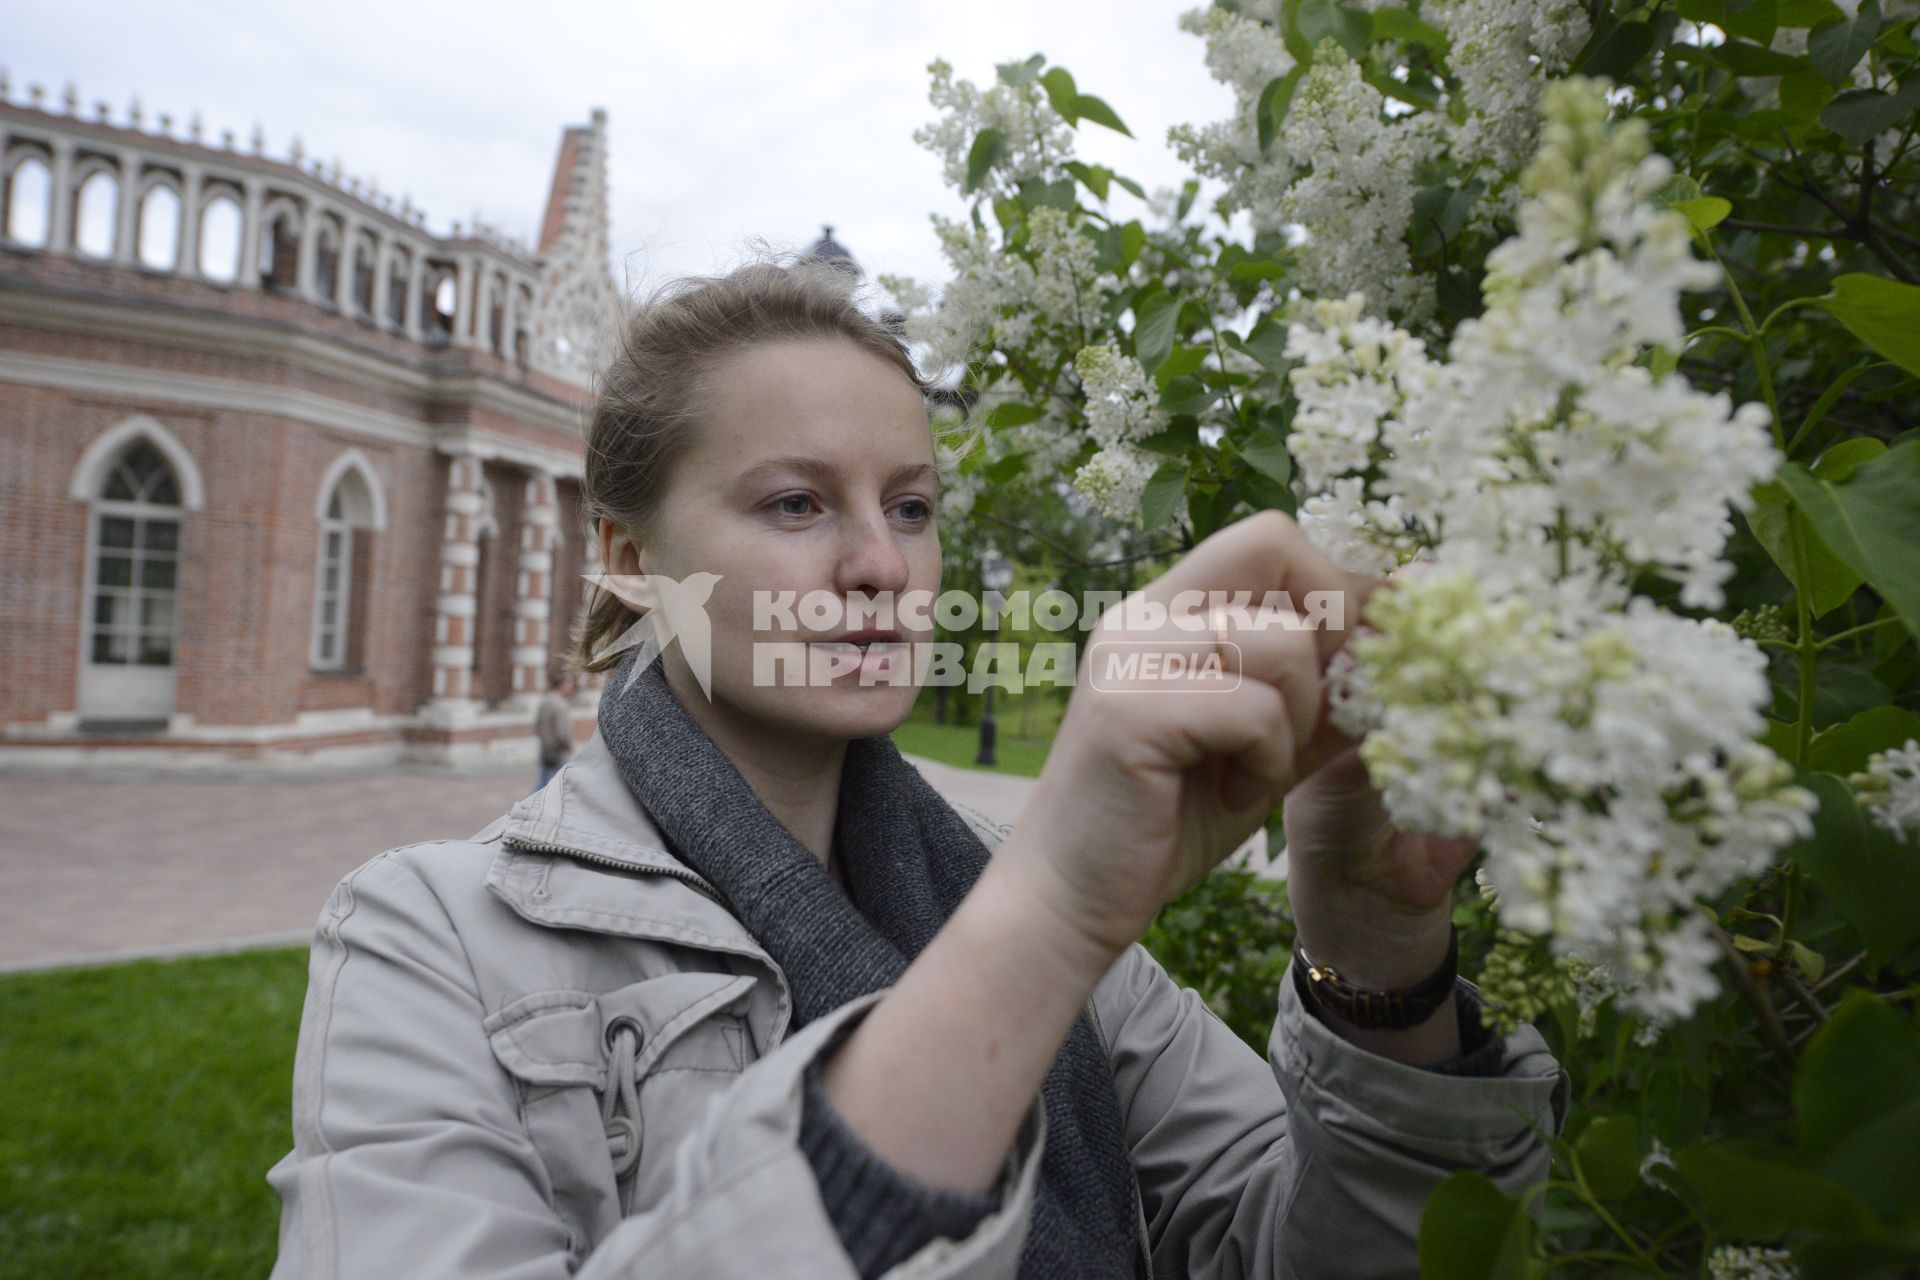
[4,0,1237,300]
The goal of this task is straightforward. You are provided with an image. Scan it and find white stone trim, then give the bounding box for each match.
[67,413,207,509]
[313,447,389,530]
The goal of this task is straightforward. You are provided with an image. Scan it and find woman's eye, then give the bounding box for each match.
[895,498,934,523]
[772,494,814,518]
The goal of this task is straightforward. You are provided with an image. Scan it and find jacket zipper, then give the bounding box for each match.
[501,836,737,913]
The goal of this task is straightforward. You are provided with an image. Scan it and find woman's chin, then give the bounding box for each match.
[781,681,920,741]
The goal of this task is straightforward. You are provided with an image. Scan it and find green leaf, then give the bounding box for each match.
[1417,1172,1539,1280]
[1117,220,1146,272]
[983,401,1045,428]
[1175,179,1201,223]
[1779,68,1838,127]
[1673,1143,1881,1237]
[1238,431,1294,485]
[1239,319,1293,376]
[1370,5,1449,45]
[1787,773,1920,969]
[1818,273,1920,377]
[1809,0,1880,85]
[1670,196,1733,231]
[1794,991,1920,1216]
[1140,461,1189,531]
[1577,19,1659,77]
[1158,376,1222,417]
[994,53,1046,87]
[1821,78,1920,145]
[965,129,1006,194]
[983,450,1030,485]
[1805,705,1920,774]
[1065,160,1110,201]
[1257,68,1307,153]
[1295,0,1373,58]
[1711,38,1808,73]
[1133,293,1181,376]
[1073,93,1132,137]
[1040,66,1079,121]
[1745,481,1863,618]
[1776,438,1920,639]
[1811,436,1886,482]
[1726,0,1782,42]
[1136,423,1198,457]
[1574,1115,1642,1201]
[1779,0,1845,24]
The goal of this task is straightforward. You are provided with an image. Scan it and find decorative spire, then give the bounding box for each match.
[526,108,618,385]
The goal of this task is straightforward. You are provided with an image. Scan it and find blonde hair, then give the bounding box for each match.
[571,251,975,674]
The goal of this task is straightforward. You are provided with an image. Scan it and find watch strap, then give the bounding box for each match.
[1292,923,1459,1031]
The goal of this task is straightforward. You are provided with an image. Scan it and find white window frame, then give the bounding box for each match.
[311,506,354,670]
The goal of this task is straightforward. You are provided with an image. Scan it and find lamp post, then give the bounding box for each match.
[975,555,1014,766]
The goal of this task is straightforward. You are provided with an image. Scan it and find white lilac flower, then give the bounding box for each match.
[1075,344,1166,449]
[1852,739,1920,841]
[1707,1245,1799,1280]
[1278,49,1447,322]
[911,58,1076,204]
[1429,0,1591,179]
[1296,80,1816,1030]
[1073,444,1168,523]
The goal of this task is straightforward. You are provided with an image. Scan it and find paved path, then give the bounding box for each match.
[0,755,1272,973]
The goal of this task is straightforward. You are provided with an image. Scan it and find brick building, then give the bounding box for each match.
[0,78,621,769]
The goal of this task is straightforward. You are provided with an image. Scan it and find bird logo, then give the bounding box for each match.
[581,572,723,700]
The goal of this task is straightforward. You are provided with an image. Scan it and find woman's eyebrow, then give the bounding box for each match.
[735,456,939,490]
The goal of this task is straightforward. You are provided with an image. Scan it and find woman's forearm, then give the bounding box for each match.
[1289,888,1464,1065]
[815,832,1122,1193]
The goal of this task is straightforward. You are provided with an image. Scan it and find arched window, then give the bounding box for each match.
[198,193,242,281]
[258,204,300,289]
[430,270,457,341]
[351,235,377,318]
[385,250,410,326]
[4,154,52,247]
[137,184,180,269]
[470,476,498,675]
[314,221,342,304]
[312,461,383,671]
[72,419,203,725]
[73,169,118,259]
[488,273,507,355]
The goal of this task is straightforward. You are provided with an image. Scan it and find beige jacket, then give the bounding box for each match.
[265,725,1570,1279]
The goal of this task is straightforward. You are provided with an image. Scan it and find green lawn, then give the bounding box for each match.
[0,697,1067,1279]
[890,692,1065,779]
[0,948,309,1280]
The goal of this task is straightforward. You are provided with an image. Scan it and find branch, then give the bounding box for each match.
[979,510,1180,571]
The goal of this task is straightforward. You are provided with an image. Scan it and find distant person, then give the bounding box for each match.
[532,668,576,792]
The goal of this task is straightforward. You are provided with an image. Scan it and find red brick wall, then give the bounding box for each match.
[1,258,588,740]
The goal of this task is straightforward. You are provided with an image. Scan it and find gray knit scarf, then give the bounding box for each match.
[597,648,1141,1277]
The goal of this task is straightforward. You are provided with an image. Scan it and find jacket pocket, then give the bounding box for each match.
[484,971,759,1250]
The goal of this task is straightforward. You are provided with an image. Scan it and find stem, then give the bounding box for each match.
[1758,295,1825,336]
[1787,513,1818,763]
[1816,614,1904,651]
[1571,1155,1671,1278]
[1698,233,1786,451]
[1705,910,1796,1062]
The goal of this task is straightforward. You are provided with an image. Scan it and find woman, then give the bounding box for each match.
[266,259,1568,1280]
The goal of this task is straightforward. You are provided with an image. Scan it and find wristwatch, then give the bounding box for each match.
[1292,923,1459,1031]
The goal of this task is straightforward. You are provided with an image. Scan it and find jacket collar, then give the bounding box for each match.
[489,722,770,963]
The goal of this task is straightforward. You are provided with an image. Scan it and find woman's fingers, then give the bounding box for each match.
[1139,510,1379,667]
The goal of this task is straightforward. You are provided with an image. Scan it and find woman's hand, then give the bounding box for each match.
[998,510,1377,961]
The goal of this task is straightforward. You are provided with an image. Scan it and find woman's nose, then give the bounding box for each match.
[835,506,912,598]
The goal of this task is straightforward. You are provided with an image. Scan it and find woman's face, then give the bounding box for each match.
[604,335,943,745]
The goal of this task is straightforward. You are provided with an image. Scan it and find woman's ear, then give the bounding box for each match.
[598,519,648,579]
